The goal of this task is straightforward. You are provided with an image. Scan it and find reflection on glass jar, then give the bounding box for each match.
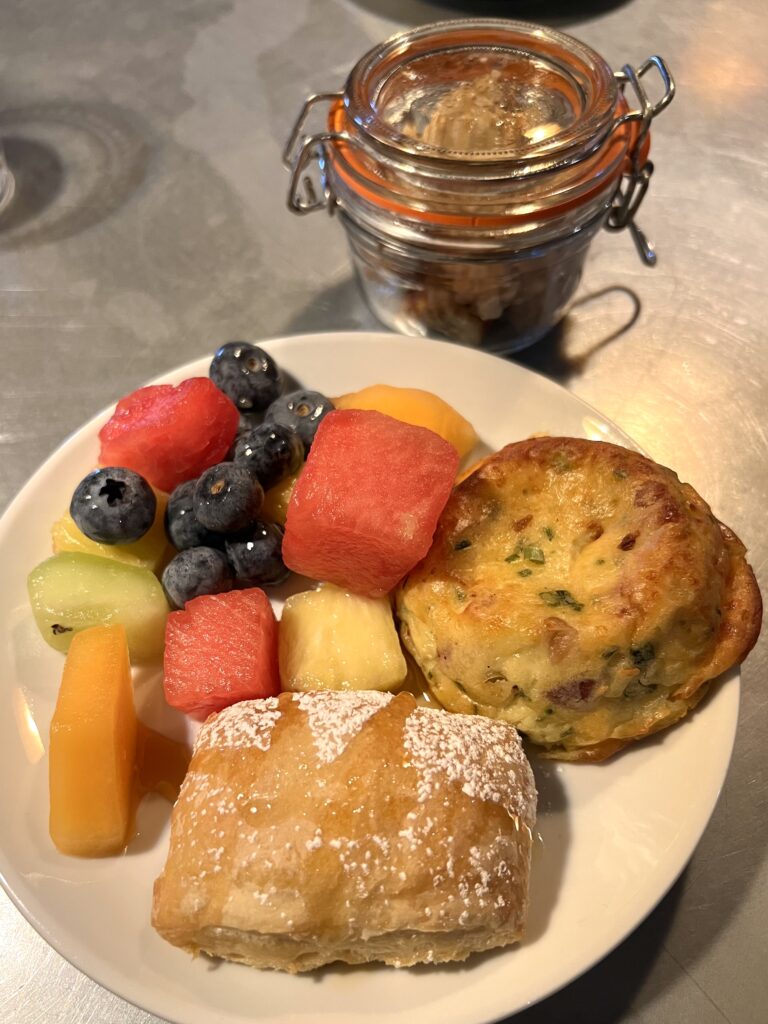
[284,20,675,352]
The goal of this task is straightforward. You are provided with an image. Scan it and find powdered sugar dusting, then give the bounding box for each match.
[402,706,536,827]
[196,697,281,753]
[295,690,392,764]
[160,692,537,951]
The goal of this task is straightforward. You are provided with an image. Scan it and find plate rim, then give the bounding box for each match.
[0,330,739,1024]
[0,332,645,528]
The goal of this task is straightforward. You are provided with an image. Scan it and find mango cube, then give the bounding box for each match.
[333,384,478,459]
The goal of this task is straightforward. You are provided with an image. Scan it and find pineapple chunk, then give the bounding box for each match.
[261,470,300,527]
[51,490,173,573]
[49,624,137,856]
[279,583,407,692]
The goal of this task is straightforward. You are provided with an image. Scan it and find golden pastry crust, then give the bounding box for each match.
[152,691,536,971]
[396,437,762,762]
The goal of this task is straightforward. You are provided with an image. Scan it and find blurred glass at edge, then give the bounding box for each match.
[0,141,15,216]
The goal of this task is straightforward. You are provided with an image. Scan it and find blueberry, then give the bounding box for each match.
[233,422,304,489]
[264,389,333,451]
[209,342,280,412]
[226,522,289,587]
[236,409,264,437]
[194,462,264,534]
[165,480,225,551]
[224,412,264,461]
[161,547,233,609]
[70,467,156,545]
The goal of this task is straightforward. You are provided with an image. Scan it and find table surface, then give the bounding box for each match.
[1,0,766,1021]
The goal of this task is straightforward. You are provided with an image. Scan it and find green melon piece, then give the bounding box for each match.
[27,552,169,662]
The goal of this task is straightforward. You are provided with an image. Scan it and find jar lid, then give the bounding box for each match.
[344,19,619,171]
[284,19,674,260]
[326,97,646,230]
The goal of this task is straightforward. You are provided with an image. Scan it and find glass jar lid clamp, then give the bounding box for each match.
[283,21,675,266]
[606,56,675,264]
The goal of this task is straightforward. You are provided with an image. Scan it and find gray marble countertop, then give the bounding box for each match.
[1,1,766,1022]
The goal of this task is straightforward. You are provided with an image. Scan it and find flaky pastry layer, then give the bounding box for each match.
[152,691,537,972]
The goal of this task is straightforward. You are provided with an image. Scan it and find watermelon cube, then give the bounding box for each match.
[163,589,279,719]
[98,378,239,493]
[282,409,459,598]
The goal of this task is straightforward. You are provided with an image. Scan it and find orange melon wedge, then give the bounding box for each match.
[49,624,137,856]
[333,384,478,459]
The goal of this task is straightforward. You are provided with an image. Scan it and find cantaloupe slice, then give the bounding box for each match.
[49,624,137,856]
[333,384,478,458]
[51,490,173,573]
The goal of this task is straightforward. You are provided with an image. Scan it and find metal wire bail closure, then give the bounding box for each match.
[283,92,345,214]
[606,56,676,265]
[283,39,675,264]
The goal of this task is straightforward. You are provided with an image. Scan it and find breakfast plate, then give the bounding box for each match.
[0,332,739,1024]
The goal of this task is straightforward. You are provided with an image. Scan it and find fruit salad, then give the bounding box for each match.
[31,339,476,856]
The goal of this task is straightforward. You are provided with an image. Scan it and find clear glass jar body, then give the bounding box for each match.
[285,20,673,350]
[336,183,614,351]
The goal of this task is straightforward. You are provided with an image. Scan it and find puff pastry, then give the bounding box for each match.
[152,690,537,972]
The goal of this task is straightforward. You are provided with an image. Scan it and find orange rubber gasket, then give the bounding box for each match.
[327,99,649,228]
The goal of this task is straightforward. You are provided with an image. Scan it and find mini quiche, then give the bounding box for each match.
[396,437,762,762]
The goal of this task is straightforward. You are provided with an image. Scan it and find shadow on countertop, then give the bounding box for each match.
[281,277,643,386]
[344,0,634,29]
[513,286,641,384]
[501,874,684,1023]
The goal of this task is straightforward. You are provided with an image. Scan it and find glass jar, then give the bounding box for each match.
[284,19,674,351]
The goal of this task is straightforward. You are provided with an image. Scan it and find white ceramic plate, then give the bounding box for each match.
[0,332,738,1024]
